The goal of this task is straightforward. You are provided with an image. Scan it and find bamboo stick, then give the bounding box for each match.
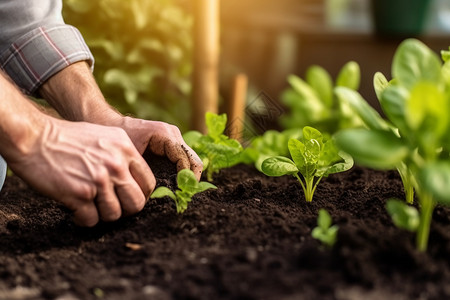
[226,73,248,142]
[191,0,220,133]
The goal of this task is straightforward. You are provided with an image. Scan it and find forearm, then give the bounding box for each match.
[0,71,48,162]
[38,61,123,125]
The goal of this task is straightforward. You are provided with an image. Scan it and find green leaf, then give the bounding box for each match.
[261,156,298,177]
[151,187,176,201]
[303,126,323,143]
[335,87,390,131]
[319,151,354,177]
[419,162,450,205]
[335,129,409,170]
[286,75,326,117]
[392,39,442,89]
[336,61,360,90]
[306,65,333,108]
[406,81,448,136]
[317,209,332,229]
[182,130,203,148]
[288,138,306,169]
[177,169,198,193]
[373,72,389,101]
[380,85,410,135]
[206,112,227,138]
[196,181,217,193]
[386,199,419,231]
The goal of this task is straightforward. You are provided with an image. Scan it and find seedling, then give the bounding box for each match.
[280,61,364,133]
[150,169,217,213]
[261,126,353,202]
[311,209,339,248]
[335,38,450,251]
[183,112,245,181]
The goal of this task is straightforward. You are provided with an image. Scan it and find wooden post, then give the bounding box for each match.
[226,73,248,142]
[191,0,220,133]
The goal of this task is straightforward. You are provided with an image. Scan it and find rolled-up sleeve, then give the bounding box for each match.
[0,0,94,95]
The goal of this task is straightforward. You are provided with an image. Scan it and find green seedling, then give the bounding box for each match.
[280,61,364,133]
[311,209,339,248]
[151,169,217,213]
[261,126,353,202]
[183,112,245,181]
[335,38,450,251]
[386,199,419,232]
[244,129,301,171]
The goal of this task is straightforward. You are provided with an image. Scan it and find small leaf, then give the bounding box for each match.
[386,199,419,231]
[177,169,198,193]
[335,129,409,170]
[196,181,217,193]
[392,39,442,89]
[335,87,390,131]
[306,65,333,108]
[288,138,306,169]
[151,187,176,201]
[336,61,361,90]
[373,72,389,101]
[206,112,227,138]
[261,156,298,177]
[317,209,332,229]
[419,162,450,205]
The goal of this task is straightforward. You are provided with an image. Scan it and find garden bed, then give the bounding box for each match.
[0,152,449,300]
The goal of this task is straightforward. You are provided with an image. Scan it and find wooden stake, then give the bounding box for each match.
[226,73,248,142]
[191,0,220,133]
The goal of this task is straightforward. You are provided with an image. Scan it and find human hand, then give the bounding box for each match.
[118,117,203,180]
[7,118,155,227]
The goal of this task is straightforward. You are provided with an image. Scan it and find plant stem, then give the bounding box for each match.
[416,192,435,252]
[304,176,315,202]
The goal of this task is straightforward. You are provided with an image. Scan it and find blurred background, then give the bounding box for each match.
[62,0,450,133]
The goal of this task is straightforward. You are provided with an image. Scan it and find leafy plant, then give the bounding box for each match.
[261,126,353,202]
[63,0,193,131]
[334,86,416,204]
[280,61,364,133]
[311,209,339,248]
[183,112,246,181]
[150,169,216,213]
[335,38,450,251]
[243,129,301,172]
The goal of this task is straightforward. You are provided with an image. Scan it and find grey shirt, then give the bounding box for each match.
[0,0,94,95]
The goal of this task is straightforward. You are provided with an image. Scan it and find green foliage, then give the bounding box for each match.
[261,126,353,202]
[151,169,216,213]
[335,38,450,251]
[280,61,364,133]
[243,129,301,172]
[386,199,419,232]
[311,209,339,248]
[63,0,193,131]
[183,112,246,181]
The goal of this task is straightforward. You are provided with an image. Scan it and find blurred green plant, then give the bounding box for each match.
[279,61,364,133]
[63,0,193,131]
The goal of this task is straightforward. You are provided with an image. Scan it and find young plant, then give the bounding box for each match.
[280,61,364,133]
[311,209,339,248]
[183,112,245,181]
[150,169,217,213]
[261,126,353,202]
[335,38,450,252]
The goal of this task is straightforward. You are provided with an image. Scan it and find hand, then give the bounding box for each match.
[7,117,156,227]
[119,117,203,180]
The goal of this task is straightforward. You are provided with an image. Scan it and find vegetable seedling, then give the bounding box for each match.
[280,61,364,133]
[150,169,217,213]
[311,209,339,248]
[261,126,353,202]
[335,38,450,252]
[183,112,245,181]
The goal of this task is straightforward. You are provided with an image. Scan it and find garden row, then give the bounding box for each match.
[152,38,450,253]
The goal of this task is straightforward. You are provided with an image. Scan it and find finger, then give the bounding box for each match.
[72,202,100,227]
[181,143,203,180]
[129,157,156,201]
[95,178,122,222]
[164,141,190,171]
[115,174,147,216]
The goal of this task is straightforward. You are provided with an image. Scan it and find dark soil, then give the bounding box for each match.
[0,152,449,300]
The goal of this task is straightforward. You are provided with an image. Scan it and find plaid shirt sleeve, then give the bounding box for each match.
[0,24,94,96]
